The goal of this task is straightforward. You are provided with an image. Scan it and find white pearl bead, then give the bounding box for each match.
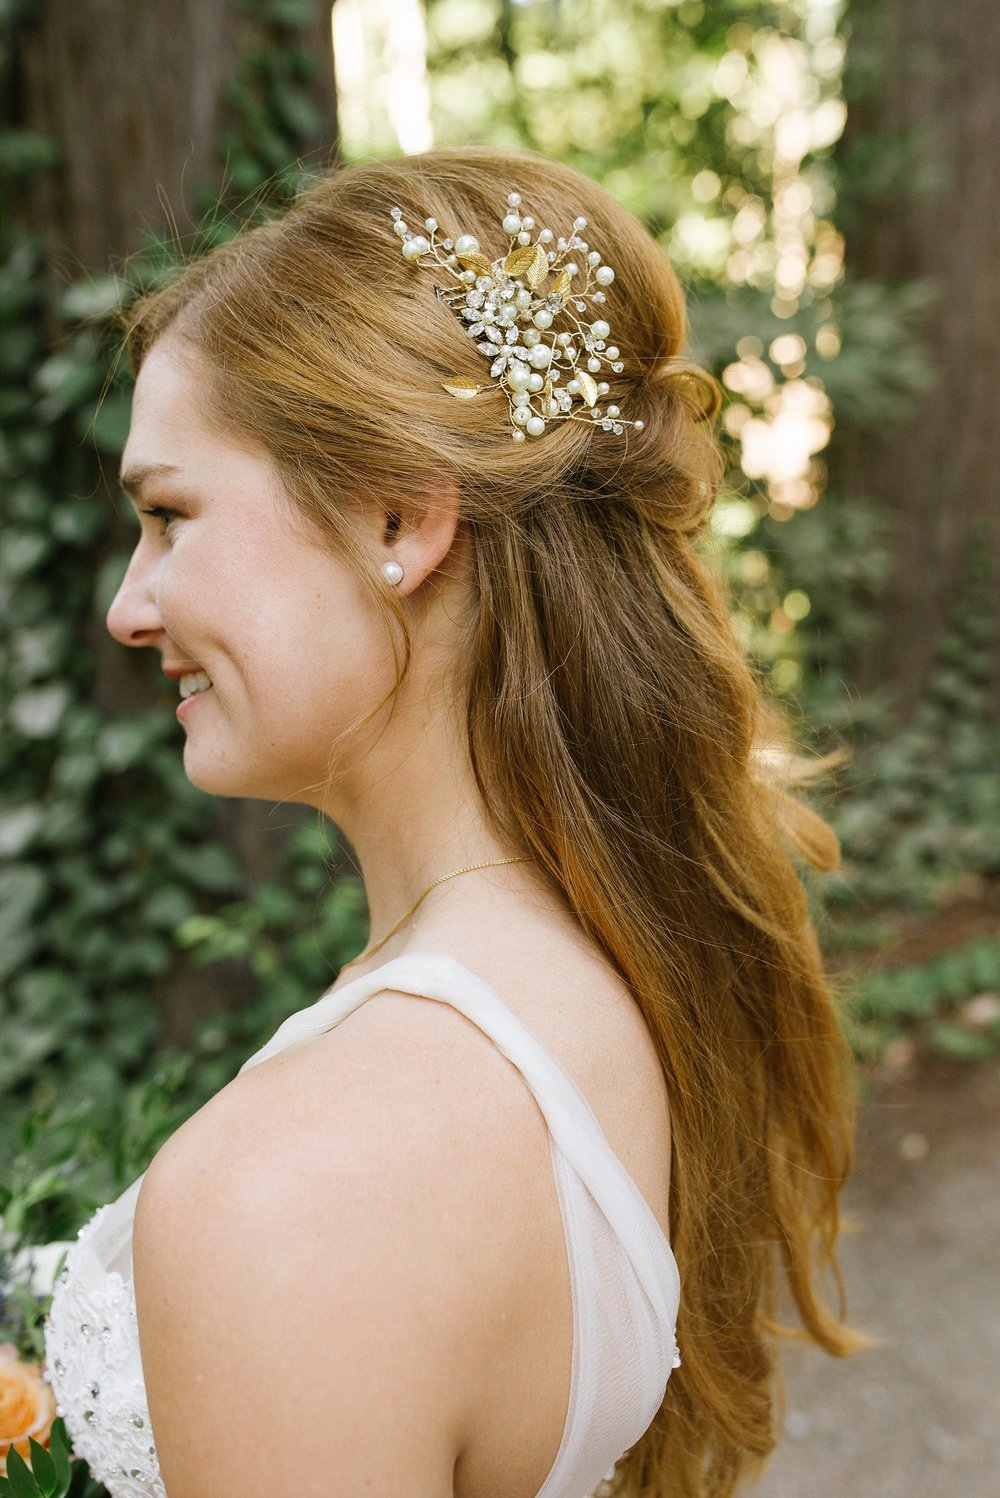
[517,231,532,245]
[533,308,553,329]
[507,192,522,207]
[516,288,532,307]
[526,416,546,436]
[587,358,601,373]
[567,378,580,394]
[455,234,480,256]
[598,382,610,395]
[634,420,644,431]
[507,361,531,391]
[401,237,428,261]
[590,319,610,339]
[574,216,588,230]
[565,262,578,277]
[512,391,530,406]
[502,214,522,235]
[512,406,531,426]
[606,346,619,359]
[500,301,518,321]
[528,372,544,391]
[595,265,615,286]
[528,344,552,369]
[556,331,573,346]
[538,228,554,244]
[587,250,601,265]
[522,216,535,230]
[392,220,408,238]
[424,217,437,232]
[522,328,541,346]
[607,405,620,418]
[512,429,526,441]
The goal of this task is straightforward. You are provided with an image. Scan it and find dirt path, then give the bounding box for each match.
[753,1055,1000,1496]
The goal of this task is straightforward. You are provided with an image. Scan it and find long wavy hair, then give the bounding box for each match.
[120,145,867,1496]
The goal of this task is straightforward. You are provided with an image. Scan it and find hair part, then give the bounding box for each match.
[121,144,869,1496]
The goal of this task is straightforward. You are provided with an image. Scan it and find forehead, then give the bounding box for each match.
[121,340,270,491]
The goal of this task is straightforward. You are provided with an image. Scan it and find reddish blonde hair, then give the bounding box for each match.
[122,145,866,1495]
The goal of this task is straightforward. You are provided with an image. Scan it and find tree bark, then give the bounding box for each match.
[13,0,342,1037]
[838,0,1000,721]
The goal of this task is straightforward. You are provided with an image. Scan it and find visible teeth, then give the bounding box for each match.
[179,671,212,699]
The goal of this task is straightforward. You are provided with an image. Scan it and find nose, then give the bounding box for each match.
[106,541,165,649]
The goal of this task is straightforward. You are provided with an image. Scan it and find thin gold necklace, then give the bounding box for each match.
[342,856,532,969]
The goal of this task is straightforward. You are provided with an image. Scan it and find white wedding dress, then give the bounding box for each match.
[44,951,681,1498]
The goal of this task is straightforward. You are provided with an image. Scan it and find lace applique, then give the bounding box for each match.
[43,1205,165,1498]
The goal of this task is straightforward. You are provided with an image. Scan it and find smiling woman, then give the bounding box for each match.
[43,145,867,1498]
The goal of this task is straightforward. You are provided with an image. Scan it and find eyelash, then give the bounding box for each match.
[140,506,180,535]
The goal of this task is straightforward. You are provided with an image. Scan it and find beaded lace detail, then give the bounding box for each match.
[43,1203,164,1498]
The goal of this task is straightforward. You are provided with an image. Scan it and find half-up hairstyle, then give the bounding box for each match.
[121,144,866,1496]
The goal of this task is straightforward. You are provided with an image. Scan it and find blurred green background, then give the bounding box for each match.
[1,0,998,1255]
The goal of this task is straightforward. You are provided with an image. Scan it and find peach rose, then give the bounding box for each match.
[0,1342,57,1477]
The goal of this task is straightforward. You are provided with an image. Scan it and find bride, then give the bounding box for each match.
[45,145,863,1498]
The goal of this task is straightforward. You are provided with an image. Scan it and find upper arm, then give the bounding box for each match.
[132,998,526,1498]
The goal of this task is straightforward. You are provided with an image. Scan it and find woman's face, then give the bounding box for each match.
[107,339,392,806]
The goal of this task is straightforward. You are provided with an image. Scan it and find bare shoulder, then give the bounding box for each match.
[133,988,558,1498]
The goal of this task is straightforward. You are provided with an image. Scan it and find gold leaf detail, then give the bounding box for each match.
[551,270,572,298]
[576,370,598,407]
[442,378,483,399]
[526,244,550,287]
[504,244,548,288]
[455,251,494,277]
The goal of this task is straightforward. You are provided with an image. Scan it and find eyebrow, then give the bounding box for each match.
[118,461,182,498]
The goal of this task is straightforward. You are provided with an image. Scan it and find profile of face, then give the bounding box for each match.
[107,339,397,808]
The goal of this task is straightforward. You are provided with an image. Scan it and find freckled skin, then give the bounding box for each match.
[108,340,397,807]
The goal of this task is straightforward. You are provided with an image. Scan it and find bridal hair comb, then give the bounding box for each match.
[390,191,644,442]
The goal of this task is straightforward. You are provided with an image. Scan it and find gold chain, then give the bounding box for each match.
[342,857,532,970]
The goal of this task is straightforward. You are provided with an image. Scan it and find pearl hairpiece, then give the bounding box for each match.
[390,191,644,442]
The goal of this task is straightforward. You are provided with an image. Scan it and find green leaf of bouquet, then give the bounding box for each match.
[47,1420,72,1487]
[4,1443,43,1498]
[25,1440,57,1497]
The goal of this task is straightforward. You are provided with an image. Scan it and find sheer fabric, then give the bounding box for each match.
[45,951,681,1498]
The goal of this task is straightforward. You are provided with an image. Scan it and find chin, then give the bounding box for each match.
[182,745,315,806]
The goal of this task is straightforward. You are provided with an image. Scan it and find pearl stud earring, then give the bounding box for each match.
[382,560,404,585]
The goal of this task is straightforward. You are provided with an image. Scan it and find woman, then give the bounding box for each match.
[45,145,863,1498]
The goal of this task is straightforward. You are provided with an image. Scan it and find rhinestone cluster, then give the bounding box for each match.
[391,191,644,442]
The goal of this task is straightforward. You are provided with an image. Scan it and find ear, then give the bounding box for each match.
[379,478,464,594]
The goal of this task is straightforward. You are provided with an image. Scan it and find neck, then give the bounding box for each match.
[312,682,540,955]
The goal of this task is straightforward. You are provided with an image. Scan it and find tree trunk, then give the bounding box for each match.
[12,0,342,1036]
[838,0,1000,721]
